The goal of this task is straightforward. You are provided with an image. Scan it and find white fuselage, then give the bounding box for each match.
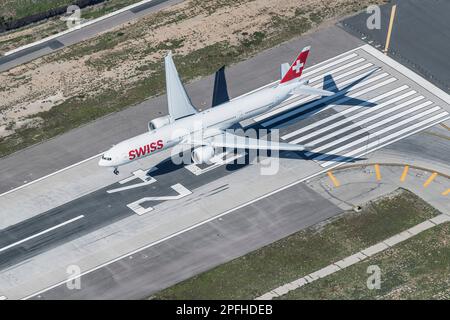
[98,81,298,168]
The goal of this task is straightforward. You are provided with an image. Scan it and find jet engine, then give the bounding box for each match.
[148,115,172,131]
[191,146,215,164]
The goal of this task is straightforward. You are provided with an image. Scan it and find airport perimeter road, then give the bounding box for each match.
[0,0,183,72]
[0,35,449,299]
[0,26,363,194]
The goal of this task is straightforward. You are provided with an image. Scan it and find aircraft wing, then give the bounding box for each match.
[165,51,198,119]
[185,131,309,151]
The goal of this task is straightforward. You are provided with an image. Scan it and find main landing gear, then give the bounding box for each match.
[113,167,119,175]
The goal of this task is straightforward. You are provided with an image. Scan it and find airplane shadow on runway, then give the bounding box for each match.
[259,68,380,130]
[148,70,378,177]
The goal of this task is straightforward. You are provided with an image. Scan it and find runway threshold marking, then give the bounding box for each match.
[374,164,381,181]
[384,4,397,54]
[423,172,438,188]
[400,165,409,182]
[327,171,340,187]
[0,215,84,253]
[442,189,450,196]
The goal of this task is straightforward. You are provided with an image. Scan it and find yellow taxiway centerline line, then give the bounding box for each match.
[400,165,409,182]
[327,171,340,187]
[384,4,397,54]
[423,172,438,188]
[442,189,450,196]
[374,164,381,181]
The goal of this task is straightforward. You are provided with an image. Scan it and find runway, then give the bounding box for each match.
[0,38,449,299]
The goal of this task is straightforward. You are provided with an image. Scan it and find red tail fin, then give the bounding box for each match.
[279,46,310,84]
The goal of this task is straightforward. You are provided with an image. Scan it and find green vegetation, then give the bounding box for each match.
[281,223,450,299]
[0,0,73,20]
[0,0,142,54]
[0,0,386,157]
[153,189,441,299]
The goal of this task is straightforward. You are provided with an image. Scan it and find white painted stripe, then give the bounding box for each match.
[322,112,450,166]
[4,0,159,56]
[362,45,450,105]
[255,65,379,123]
[0,153,102,198]
[0,215,84,253]
[301,53,358,78]
[263,75,395,128]
[261,71,390,127]
[0,51,365,199]
[308,59,368,82]
[295,94,424,146]
[283,86,412,140]
[314,107,444,162]
[310,100,434,153]
[21,162,347,300]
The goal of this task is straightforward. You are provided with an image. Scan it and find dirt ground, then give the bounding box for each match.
[0,0,384,139]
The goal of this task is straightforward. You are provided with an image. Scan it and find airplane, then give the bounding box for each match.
[98,46,335,175]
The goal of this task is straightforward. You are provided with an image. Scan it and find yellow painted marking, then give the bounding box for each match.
[374,164,381,181]
[423,172,438,188]
[327,171,340,187]
[400,165,409,182]
[442,189,450,196]
[384,5,397,54]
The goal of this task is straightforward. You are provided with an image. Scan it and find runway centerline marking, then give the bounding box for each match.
[327,171,340,187]
[400,166,409,182]
[0,215,84,253]
[374,164,381,181]
[423,172,438,188]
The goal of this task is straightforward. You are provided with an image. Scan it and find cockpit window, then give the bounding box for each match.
[102,155,112,161]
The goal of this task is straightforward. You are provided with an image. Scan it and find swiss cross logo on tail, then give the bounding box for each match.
[292,60,304,73]
[280,46,310,84]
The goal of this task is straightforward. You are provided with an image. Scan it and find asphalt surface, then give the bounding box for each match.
[0,26,363,194]
[1,40,449,299]
[340,0,450,93]
[0,5,449,299]
[34,182,341,299]
[0,0,182,72]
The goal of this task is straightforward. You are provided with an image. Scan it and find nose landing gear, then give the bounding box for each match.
[113,167,119,175]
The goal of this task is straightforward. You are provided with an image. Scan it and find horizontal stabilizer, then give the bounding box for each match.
[280,63,290,79]
[292,85,335,97]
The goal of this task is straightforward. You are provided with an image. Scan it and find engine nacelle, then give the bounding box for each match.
[191,146,215,164]
[148,115,172,131]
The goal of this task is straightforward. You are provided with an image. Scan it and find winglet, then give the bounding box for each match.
[279,46,310,84]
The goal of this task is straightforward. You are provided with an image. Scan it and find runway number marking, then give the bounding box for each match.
[400,165,409,182]
[0,215,84,253]
[327,171,340,187]
[107,169,156,193]
[126,184,192,215]
[423,172,438,188]
[374,164,381,181]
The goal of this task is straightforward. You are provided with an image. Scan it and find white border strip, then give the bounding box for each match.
[4,0,158,56]
[361,45,450,105]
[21,162,343,300]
